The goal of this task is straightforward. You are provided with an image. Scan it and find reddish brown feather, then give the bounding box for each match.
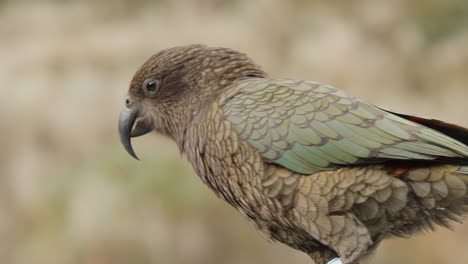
[385,160,432,175]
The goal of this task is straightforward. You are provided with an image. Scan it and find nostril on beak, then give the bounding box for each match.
[125,97,131,107]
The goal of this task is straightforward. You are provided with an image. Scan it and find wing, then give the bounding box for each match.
[380,108,468,146]
[221,79,468,174]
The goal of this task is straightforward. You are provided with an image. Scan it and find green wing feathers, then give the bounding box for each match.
[222,79,468,174]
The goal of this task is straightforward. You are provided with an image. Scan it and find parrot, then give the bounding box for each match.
[118,44,468,264]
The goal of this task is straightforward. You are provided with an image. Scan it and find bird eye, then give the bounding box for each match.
[142,79,160,95]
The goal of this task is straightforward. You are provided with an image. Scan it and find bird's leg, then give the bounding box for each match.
[341,247,366,264]
[305,213,370,264]
[308,249,338,264]
[296,185,373,264]
[326,213,371,264]
[327,258,344,264]
[326,248,366,264]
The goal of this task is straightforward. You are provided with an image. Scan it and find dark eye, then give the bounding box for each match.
[142,79,160,95]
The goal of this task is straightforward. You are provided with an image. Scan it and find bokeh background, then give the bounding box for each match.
[1,0,468,263]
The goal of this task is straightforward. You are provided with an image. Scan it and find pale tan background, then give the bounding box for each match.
[1,0,468,263]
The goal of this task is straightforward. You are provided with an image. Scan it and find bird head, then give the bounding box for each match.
[119,44,266,159]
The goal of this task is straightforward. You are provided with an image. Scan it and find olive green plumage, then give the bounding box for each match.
[119,44,468,264]
[223,78,468,174]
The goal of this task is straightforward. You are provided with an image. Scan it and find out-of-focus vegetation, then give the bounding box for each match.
[1,0,467,263]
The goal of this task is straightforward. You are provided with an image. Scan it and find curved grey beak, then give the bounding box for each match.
[118,107,152,160]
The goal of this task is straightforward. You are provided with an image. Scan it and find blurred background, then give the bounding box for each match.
[1,0,468,263]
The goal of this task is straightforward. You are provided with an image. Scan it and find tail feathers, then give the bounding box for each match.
[381,109,468,147]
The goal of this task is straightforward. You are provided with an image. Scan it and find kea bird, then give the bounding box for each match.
[119,45,468,264]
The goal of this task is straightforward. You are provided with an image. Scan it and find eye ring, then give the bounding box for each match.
[142,79,160,95]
